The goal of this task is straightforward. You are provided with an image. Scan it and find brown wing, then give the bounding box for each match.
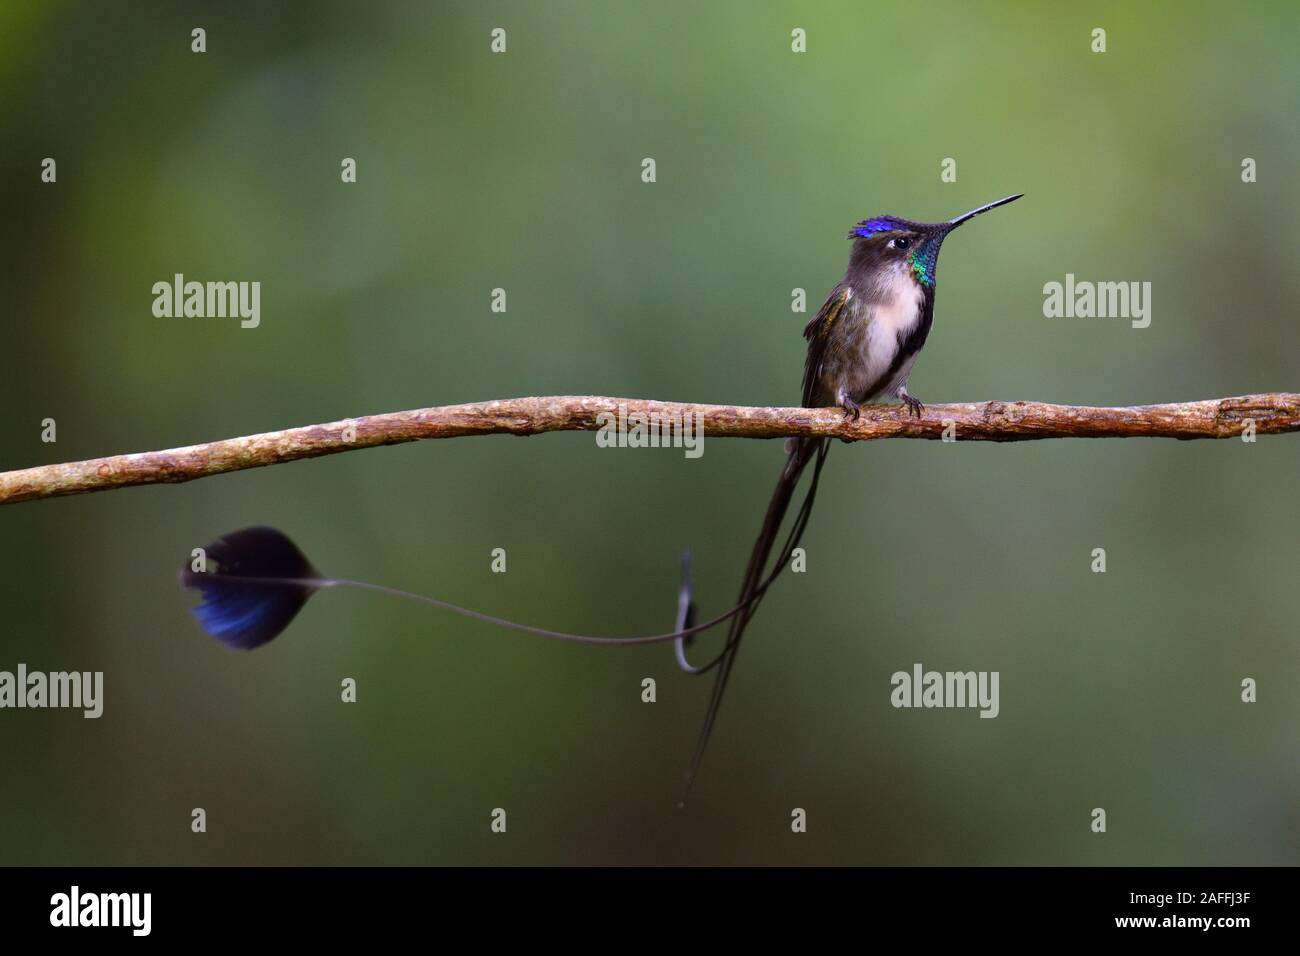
[800,284,850,408]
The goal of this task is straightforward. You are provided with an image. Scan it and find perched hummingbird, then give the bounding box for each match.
[178,196,1024,803]
[685,194,1024,788]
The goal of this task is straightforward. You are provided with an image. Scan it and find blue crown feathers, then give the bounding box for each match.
[848,217,908,239]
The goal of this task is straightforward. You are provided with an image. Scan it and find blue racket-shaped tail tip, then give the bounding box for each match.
[180,527,321,649]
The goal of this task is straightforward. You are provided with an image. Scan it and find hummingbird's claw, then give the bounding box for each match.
[840,398,861,421]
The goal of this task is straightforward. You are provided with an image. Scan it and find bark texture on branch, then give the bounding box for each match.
[1,393,1296,506]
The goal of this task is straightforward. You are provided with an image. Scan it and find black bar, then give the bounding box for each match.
[0,866,1281,941]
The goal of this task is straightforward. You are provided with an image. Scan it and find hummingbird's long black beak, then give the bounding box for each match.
[946,193,1023,230]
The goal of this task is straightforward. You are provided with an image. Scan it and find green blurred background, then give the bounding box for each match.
[1,1,1296,865]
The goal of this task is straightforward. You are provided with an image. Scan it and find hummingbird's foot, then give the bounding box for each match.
[898,390,924,418]
[835,388,862,420]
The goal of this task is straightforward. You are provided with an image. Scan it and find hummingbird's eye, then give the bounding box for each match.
[890,236,911,251]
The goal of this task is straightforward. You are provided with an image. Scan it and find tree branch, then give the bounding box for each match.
[2,393,1296,506]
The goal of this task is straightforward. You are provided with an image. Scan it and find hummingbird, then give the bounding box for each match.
[177,195,1024,803]
[683,193,1024,789]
